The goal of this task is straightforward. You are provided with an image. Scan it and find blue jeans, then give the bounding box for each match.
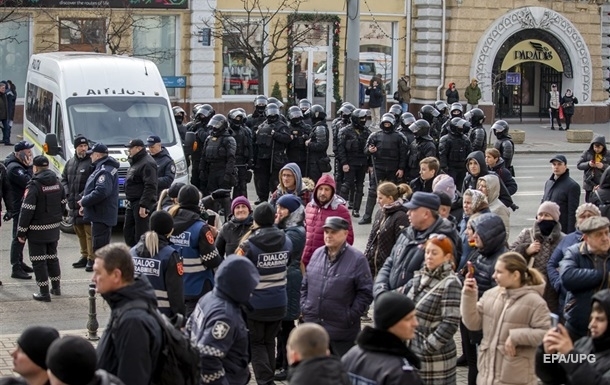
[401,102,409,113]
[1,118,10,144]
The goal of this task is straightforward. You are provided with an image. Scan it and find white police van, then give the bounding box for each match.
[24,52,193,232]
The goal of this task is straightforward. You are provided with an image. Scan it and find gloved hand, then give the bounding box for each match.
[211,189,232,200]
[510,203,519,211]
[3,212,12,222]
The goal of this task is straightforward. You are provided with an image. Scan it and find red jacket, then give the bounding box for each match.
[302,174,354,267]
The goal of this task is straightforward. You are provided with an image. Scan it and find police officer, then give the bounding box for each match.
[17,155,66,302]
[435,100,450,136]
[173,106,188,142]
[146,135,175,197]
[439,117,472,188]
[299,98,313,126]
[398,112,416,145]
[465,107,487,153]
[190,104,214,190]
[492,120,515,175]
[6,140,34,280]
[268,97,288,123]
[0,157,12,285]
[78,143,119,269]
[286,106,310,176]
[419,105,440,144]
[388,104,403,130]
[253,103,292,204]
[440,102,464,137]
[332,103,356,202]
[200,114,236,218]
[338,109,371,218]
[247,95,268,134]
[228,108,254,199]
[123,138,158,247]
[305,104,330,183]
[61,135,93,269]
[406,119,438,181]
[360,113,408,224]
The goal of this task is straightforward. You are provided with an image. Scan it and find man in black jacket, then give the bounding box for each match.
[304,105,330,183]
[123,139,158,247]
[18,156,67,302]
[62,136,93,269]
[94,243,162,385]
[146,135,175,197]
[543,154,581,233]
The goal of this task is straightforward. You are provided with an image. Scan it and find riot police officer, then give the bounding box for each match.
[189,104,214,190]
[465,107,487,153]
[332,103,356,201]
[406,119,438,180]
[419,104,441,145]
[440,102,464,137]
[268,97,288,123]
[492,120,515,175]
[173,106,188,142]
[439,117,472,188]
[435,100,450,136]
[398,112,416,145]
[299,98,312,126]
[305,104,330,183]
[200,114,237,218]
[337,109,371,218]
[360,113,408,224]
[246,95,268,134]
[388,104,403,130]
[228,108,254,199]
[286,106,311,176]
[253,103,292,204]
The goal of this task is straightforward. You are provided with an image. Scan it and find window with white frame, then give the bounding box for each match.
[0,17,30,94]
[360,21,395,94]
[221,19,263,96]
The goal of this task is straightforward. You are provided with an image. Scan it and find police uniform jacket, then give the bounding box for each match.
[61,152,93,225]
[151,147,175,194]
[81,156,120,227]
[365,130,408,172]
[125,148,158,210]
[17,169,66,243]
[254,120,292,168]
[0,162,14,215]
[232,124,254,166]
[200,128,237,180]
[5,152,33,215]
[337,125,371,167]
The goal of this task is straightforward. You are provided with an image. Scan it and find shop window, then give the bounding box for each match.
[222,21,263,96]
[360,21,395,94]
[59,18,106,53]
[0,18,30,93]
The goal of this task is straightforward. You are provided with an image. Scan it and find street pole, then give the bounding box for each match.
[344,0,360,107]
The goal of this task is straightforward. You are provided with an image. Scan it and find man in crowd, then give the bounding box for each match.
[146,135,175,197]
[543,154,581,233]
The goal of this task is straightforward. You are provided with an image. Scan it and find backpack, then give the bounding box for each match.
[111,300,200,385]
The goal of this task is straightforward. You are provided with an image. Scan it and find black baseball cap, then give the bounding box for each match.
[33,155,49,167]
[146,135,161,146]
[86,143,108,154]
[14,140,34,152]
[125,139,145,148]
[550,154,567,164]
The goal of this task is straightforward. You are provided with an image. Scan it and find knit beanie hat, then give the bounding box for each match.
[150,210,174,236]
[576,202,601,218]
[73,136,88,147]
[276,194,302,213]
[538,201,561,222]
[231,196,252,214]
[17,326,60,370]
[168,182,185,199]
[178,185,201,211]
[374,292,416,330]
[253,202,276,227]
[46,336,96,385]
[432,174,456,199]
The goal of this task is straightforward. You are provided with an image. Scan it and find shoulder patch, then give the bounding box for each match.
[170,164,176,173]
[97,175,105,184]
[212,321,230,340]
[176,261,184,276]
[205,230,215,244]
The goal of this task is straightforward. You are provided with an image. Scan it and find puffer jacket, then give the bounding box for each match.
[576,135,610,192]
[560,241,610,339]
[547,230,582,315]
[591,167,610,216]
[470,213,508,297]
[216,214,253,257]
[462,150,514,209]
[61,152,93,224]
[461,283,550,385]
[510,221,564,313]
[302,174,353,267]
[542,168,581,233]
[363,199,409,277]
[480,174,511,240]
[278,206,306,321]
[373,215,460,298]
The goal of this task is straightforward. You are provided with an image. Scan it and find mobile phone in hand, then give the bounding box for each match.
[550,313,560,331]
[467,261,475,279]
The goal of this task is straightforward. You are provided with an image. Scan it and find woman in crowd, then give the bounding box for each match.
[169,185,223,316]
[510,201,564,313]
[410,157,441,194]
[577,136,610,202]
[157,182,185,211]
[560,88,579,131]
[273,194,306,381]
[363,182,410,278]
[130,210,185,318]
[433,173,463,224]
[458,189,489,270]
[216,196,253,257]
[461,252,550,385]
[484,148,518,196]
[446,82,459,104]
[406,234,461,385]
[477,174,511,240]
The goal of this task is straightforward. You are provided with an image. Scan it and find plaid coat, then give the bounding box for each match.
[407,261,462,385]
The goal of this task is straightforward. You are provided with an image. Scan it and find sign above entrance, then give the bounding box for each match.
[505,72,521,86]
[501,39,563,73]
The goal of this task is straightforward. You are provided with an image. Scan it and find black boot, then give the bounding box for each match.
[21,263,34,273]
[33,291,51,302]
[50,287,61,296]
[72,257,88,268]
[85,259,94,272]
[359,197,376,225]
[11,266,31,280]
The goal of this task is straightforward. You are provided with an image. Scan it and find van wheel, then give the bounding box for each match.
[60,216,75,234]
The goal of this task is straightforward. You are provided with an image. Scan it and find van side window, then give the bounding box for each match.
[25,82,54,134]
[55,102,66,160]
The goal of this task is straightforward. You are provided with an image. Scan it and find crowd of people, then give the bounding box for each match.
[2,89,610,385]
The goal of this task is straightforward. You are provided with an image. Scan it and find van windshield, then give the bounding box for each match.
[65,96,176,147]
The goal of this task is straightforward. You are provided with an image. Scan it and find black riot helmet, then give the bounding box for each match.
[195,105,215,124]
[208,114,229,135]
[338,104,356,123]
[450,102,463,118]
[389,104,403,122]
[236,107,247,115]
[265,103,280,122]
[435,100,448,114]
[419,105,440,124]
[380,113,396,132]
[351,108,369,129]
[400,112,416,130]
[449,117,470,135]
[191,103,203,119]
[491,120,510,137]
[173,106,186,124]
[254,95,268,113]
[310,104,326,123]
[288,108,304,125]
[299,99,311,113]
[228,108,246,127]
[267,97,284,110]
[465,108,485,127]
[409,119,431,138]
[287,105,301,115]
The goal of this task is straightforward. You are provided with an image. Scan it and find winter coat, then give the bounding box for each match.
[547,230,582,315]
[363,199,409,277]
[302,174,354,267]
[151,147,175,194]
[488,158,518,195]
[576,135,610,192]
[398,76,411,103]
[80,156,120,227]
[91,370,125,385]
[461,283,550,385]
[446,86,459,104]
[5,152,33,216]
[462,150,515,209]
[494,135,515,169]
[407,262,462,385]
[97,275,163,385]
[591,168,610,219]
[542,168,581,233]
[469,125,487,154]
[342,327,424,385]
[0,162,12,215]
[366,84,384,108]
[277,206,306,321]
[0,91,7,120]
[216,214,253,257]
[510,221,564,313]
[373,215,460,297]
[561,94,579,116]
[470,213,508,297]
[410,175,435,193]
[301,243,373,342]
[124,148,158,210]
[288,356,351,385]
[61,152,93,224]
[480,174,511,240]
[560,241,610,339]
[464,84,482,105]
[366,128,409,172]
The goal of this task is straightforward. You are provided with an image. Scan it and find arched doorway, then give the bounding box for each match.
[492,29,572,120]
